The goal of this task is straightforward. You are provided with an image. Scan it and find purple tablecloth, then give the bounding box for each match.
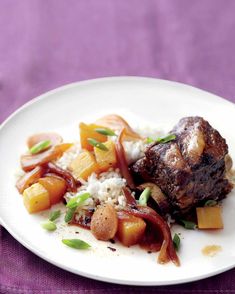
[1,1,235,293]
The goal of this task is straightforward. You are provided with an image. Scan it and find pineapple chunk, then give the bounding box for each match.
[94,140,117,172]
[79,123,107,151]
[70,150,99,180]
[117,213,146,246]
[23,183,50,213]
[38,176,67,205]
[196,206,223,229]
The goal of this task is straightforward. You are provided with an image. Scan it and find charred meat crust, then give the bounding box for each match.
[131,117,232,216]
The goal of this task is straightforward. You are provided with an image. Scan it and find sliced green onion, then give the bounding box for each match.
[87,138,108,151]
[139,187,151,206]
[64,207,76,223]
[180,219,197,230]
[95,128,117,136]
[66,193,90,209]
[204,200,217,207]
[49,210,61,221]
[146,137,154,144]
[41,221,57,231]
[146,134,176,144]
[62,239,91,249]
[156,134,176,144]
[29,140,51,154]
[173,233,181,251]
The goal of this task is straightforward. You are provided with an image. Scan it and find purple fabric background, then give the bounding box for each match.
[1,0,235,293]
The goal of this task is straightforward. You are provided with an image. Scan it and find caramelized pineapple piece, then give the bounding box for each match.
[23,183,50,213]
[196,206,223,229]
[70,150,99,180]
[79,123,107,151]
[38,176,67,205]
[117,212,146,246]
[94,140,117,172]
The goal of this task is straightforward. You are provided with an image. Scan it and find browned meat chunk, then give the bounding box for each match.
[131,117,232,216]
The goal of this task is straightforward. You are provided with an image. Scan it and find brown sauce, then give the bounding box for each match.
[202,245,222,257]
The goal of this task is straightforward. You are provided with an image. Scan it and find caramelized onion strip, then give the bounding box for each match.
[27,132,63,148]
[95,114,142,141]
[115,129,135,189]
[122,205,180,266]
[21,143,72,172]
[47,162,79,192]
[122,187,137,206]
[16,166,46,194]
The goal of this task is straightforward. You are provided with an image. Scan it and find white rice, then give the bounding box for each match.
[123,140,146,164]
[56,125,165,211]
[134,125,165,140]
[123,125,166,164]
[56,142,81,170]
[63,169,126,209]
[58,139,144,210]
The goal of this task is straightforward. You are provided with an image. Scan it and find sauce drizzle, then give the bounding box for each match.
[202,245,222,257]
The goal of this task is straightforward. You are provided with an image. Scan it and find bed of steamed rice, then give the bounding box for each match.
[56,140,146,210]
[64,169,127,209]
[56,125,163,211]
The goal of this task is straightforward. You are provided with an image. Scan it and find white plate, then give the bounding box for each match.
[0,77,235,286]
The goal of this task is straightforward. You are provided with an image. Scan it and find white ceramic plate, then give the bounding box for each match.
[0,77,235,286]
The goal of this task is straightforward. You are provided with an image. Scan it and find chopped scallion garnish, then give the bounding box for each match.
[180,219,197,230]
[49,210,61,221]
[146,134,176,144]
[173,233,181,251]
[66,193,90,209]
[87,138,108,151]
[64,207,76,223]
[41,221,57,231]
[156,134,176,144]
[65,193,90,223]
[95,128,117,136]
[146,137,154,144]
[29,140,51,154]
[62,239,91,249]
[204,200,217,207]
[138,187,151,206]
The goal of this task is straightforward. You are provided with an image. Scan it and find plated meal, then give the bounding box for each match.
[15,113,234,266]
[1,77,235,285]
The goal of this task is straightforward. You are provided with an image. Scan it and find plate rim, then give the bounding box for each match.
[1,76,234,130]
[0,76,235,286]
